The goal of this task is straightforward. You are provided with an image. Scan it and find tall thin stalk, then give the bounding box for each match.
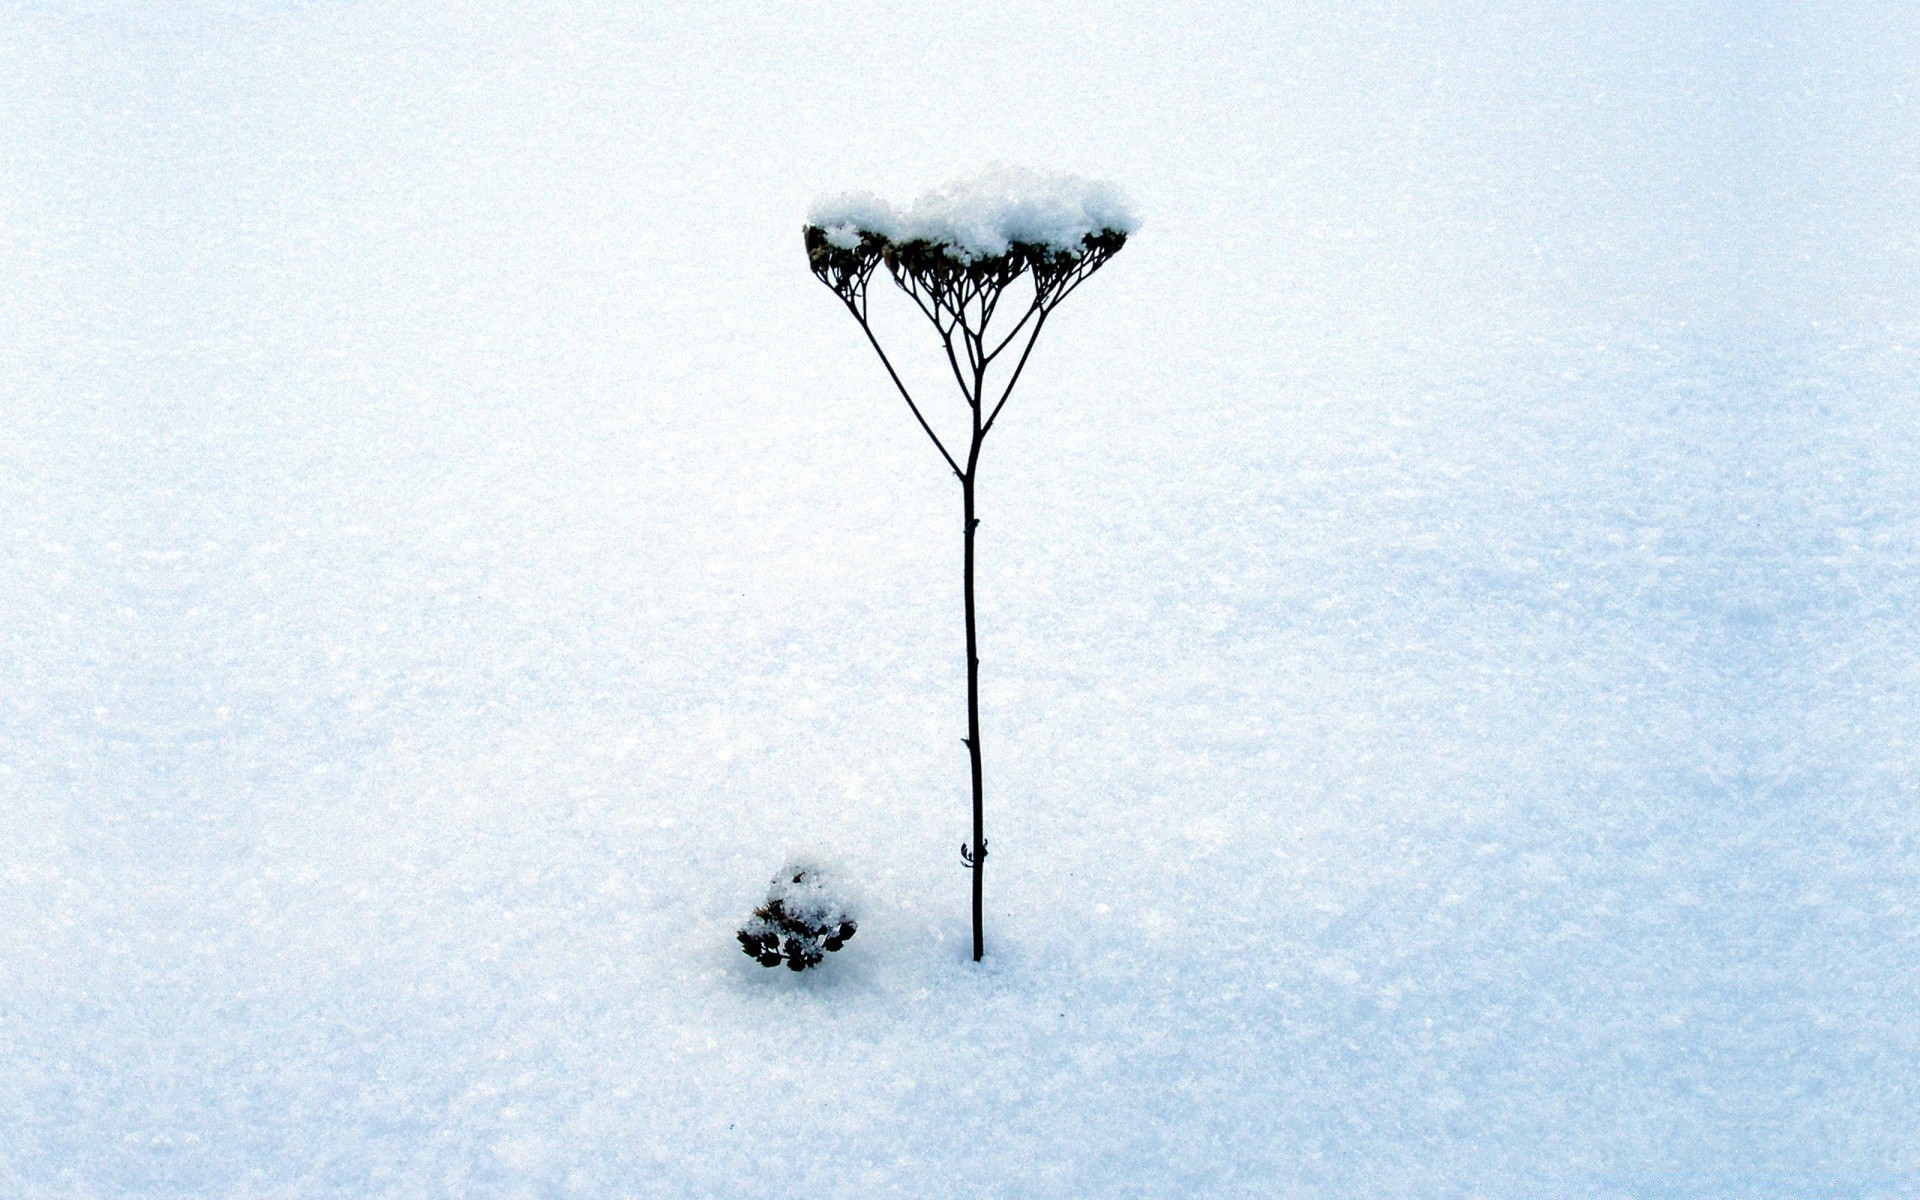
[805,222,1125,962]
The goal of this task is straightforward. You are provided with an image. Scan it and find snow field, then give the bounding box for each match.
[2,1,1917,1196]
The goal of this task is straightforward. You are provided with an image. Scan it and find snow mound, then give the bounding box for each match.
[737,860,858,971]
[762,858,854,931]
[808,166,1139,261]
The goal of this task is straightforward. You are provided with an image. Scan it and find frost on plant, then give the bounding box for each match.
[804,166,1133,963]
[737,862,857,972]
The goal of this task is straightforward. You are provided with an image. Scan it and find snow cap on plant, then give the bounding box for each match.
[807,165,1139,264]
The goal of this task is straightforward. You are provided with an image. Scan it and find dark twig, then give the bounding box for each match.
[854,316,963,480]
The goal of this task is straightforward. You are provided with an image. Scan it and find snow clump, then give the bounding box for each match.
[807,165,1138,261]
[737,860,858,972]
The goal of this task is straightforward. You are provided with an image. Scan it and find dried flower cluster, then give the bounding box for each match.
[737,864,857,972]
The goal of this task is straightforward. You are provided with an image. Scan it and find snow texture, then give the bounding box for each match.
[757,860,854,933]
[809,166,1138,260]
[2,1,1918,1198]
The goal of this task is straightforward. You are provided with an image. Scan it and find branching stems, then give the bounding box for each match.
[805,225,1124,963]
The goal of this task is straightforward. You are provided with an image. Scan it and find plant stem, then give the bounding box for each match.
[963,468,985,963]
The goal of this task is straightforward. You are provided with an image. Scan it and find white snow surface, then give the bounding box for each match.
[809,166,1139,259]
[760,859,855,932]
[3,2,1918,1197]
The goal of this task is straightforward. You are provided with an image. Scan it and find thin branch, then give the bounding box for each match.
[900,273,942,330]
[1048,267,1094,310]
[962,321,985,378]
[940,326,978,408]
[849,304,964,480]
[981,307,1050,437]
[983,298,1043,364]
[1040,246,1117,311]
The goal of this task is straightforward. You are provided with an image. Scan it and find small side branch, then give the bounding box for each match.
[934,323,977,409]
[983,299,1043,364]
[981,308,1050,436]
[850,308,964,480]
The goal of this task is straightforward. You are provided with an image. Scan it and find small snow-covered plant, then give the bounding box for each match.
[804,167,1134,963]
[737,862,857,972]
